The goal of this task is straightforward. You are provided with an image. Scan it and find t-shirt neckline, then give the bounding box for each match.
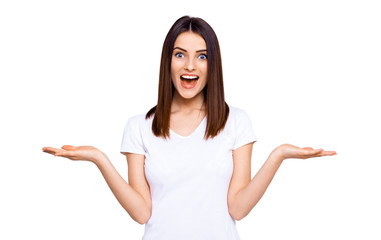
[169,116,206,139]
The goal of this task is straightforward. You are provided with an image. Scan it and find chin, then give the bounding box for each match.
[176,88,203,99]
[178,92,198,99]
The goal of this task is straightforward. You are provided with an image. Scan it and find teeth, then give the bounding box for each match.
[181,75,198,80]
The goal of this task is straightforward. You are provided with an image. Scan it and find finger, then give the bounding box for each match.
[42,147,64,155]
[300,148,323,156]
[42,146,55,152]
[43,149,57,155]
[55,151,76,158]
[306,150,337,159]
[319,151,337,156]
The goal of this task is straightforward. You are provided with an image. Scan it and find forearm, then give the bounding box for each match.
[229,149,283,220]
[94,157,150,224]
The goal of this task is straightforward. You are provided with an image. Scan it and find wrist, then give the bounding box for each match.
[92,151,109,166]
[270,146,287,163]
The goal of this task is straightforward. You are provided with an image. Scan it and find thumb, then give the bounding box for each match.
[302,147,314,150]
[61,145,78,151]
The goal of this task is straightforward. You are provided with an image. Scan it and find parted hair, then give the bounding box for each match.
[146,16,229,139]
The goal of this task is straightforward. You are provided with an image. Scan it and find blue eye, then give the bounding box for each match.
[175,52,184,58]
[198,54,207,60]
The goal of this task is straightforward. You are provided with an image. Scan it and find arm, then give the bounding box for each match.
[227,143,336,220]
[42,145,151,224]
[95,153,151,224]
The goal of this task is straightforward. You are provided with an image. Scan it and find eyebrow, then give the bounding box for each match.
[173,47,207,53]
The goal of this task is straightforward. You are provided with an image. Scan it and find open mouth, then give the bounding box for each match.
[180,74,199,89]
[180,75,199,81]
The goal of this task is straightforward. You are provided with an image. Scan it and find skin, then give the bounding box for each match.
[42,31,337,224]
[170,31,208,136]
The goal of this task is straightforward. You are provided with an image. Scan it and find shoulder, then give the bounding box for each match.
[228,105,246,115]
[127,112,148,123]
[124,112,153,130]
[226,105,255,134]
[228,105,252,122]
[227,105,257,148]
[222,105,253,134]
[128,112,153,123]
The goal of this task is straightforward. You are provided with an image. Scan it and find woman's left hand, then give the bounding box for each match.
[273,144,337,161]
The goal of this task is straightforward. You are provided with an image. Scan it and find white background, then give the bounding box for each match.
[1,0,380,239]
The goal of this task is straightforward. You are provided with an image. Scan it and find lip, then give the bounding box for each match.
[180,73,199,80]
[180,74,200,83]
[180,74,198,89]
[181,73,198,76]
[180,79,198,89]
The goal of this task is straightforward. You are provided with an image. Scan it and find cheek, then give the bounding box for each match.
[201,64,208,79]
[200,62,207,74]
[170,70,179,88]
[171,63,181,77]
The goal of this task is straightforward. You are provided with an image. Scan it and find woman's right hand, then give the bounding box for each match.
[42,145,107,164]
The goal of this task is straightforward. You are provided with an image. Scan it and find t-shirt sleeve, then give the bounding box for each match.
[233,109,257,150]
[120,116,146,155]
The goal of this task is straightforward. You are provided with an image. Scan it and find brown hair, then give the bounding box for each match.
[146,16,229,139]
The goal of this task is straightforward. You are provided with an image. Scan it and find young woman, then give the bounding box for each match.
[43,16,336,239]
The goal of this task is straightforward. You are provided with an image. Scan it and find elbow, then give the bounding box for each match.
[129,207,151,225]
[136,218,148,225]
[229,210,246,221]
[228,203,249,221]
[135,210,151,225]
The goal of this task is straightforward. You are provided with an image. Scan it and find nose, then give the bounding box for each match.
[185,58,195,71]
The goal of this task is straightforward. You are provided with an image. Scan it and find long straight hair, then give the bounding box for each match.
[146,16,229,139]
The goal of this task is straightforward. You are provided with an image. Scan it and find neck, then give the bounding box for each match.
[171,91,205,114]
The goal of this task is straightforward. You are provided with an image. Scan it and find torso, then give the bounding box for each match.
[120,106,257,240]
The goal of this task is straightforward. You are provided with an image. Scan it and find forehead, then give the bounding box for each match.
[174,31,206,50]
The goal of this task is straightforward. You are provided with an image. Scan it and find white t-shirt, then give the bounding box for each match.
[120,106,257,240]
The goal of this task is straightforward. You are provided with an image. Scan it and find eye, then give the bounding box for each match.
[174,52,184,58]
[198,54,207,60]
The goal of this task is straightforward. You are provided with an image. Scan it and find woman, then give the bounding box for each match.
[43,16,336,239]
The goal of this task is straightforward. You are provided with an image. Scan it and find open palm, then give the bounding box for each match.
[42,145,106,163]
[275,143,336,160]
